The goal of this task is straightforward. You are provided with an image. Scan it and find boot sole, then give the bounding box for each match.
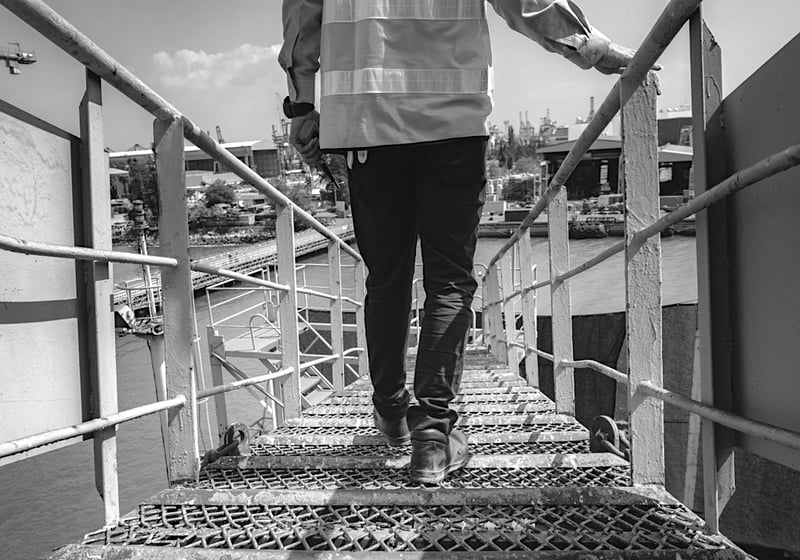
[411,451,471,485]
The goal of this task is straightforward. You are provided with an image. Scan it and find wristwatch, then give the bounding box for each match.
[282,96,315,118]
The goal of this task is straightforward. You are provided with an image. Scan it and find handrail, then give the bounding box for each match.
[197,368,293,400]
[486,0,703,270]
[0,395,186,459]
[638,381,800,452]
[1,0,360,263]
[0,233,179,267]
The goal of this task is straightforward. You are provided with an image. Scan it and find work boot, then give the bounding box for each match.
[410,428,470,485]
[373,408,410,446]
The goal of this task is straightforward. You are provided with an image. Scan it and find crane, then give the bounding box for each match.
[1,43,37,75]
[215,125,225,144]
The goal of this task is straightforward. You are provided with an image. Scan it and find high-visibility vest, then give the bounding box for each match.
[320,0,492,150]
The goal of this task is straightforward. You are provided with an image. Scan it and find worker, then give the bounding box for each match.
[280,0,648,485]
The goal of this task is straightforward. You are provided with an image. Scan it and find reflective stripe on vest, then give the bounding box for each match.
[324,0,485,23]
[320,0,493,149]
[323,68,490,96]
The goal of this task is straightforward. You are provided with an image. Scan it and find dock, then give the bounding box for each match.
[114,223,355,310]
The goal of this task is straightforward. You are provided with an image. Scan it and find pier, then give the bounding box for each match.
[114,223,355,310]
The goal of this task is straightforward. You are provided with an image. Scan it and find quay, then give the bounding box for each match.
[114,223,355,310]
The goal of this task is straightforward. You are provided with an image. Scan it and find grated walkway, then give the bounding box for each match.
[50,347,745,559]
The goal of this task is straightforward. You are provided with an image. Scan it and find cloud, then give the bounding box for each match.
[153,43,282,89]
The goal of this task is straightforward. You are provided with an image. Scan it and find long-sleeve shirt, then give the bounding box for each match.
[280,0,612,105]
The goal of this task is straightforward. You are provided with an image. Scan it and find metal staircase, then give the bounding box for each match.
[52,347,745,558]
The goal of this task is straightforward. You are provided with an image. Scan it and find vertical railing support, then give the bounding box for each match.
[80,69,119,525]
[690,9,735,531]
[354,262,368,377]
[518,233,539,387]
[276,203,302,418]
[548,188,575,415]
[485,265,504,362]
[500,251,519,374]
[206,326,229,435]
[622,72,665,486]
[155,116,198,483]
[328,240,345,392]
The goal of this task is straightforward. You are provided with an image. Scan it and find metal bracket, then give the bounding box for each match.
[590,415,630,460]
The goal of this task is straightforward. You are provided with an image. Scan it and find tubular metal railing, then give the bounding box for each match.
[0,0,367,529]
[481,0,800,534]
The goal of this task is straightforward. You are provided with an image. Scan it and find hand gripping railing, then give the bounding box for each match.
[480,0,800,534]
[0,0,369,528]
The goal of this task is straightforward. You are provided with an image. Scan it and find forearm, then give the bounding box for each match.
[279,0,322,104]
[487,0,611,70]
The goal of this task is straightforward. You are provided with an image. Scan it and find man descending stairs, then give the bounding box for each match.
[53,347,746,558]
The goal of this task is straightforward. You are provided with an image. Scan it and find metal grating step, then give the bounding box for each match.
[303,401,556,416]
[269,423,587,438]
[80,489,740,555]
[197,464,631,490]
[196,454,631,490]
[334,385,550,404]
[250,439,591,457]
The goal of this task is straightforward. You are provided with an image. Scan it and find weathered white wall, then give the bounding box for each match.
[0,106,85,465]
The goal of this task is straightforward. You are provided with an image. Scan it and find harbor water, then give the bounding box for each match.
[0,236,697,559]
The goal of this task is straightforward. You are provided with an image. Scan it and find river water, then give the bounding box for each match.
[0,236,696,559]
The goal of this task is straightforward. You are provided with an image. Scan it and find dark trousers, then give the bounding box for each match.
[346,137,487,438]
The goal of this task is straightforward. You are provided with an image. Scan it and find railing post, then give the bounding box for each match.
[690,9,735,531]
[206,326,229,435]
[80,69,119,525]
[518,233,539,387]
[548,188,575,415]
[275,203,302,418]
[328,240,345,393]
[500,250,519,374]
[622,72,665,486]
[154,116,198,483]
[485,264,504,361]
[354,261,368,377]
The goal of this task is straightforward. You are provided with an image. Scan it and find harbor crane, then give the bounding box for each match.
[1,42,36,75]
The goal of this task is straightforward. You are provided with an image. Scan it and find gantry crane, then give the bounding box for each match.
[1,42,37,75]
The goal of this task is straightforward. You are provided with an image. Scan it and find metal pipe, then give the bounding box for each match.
[0,396,185,459]
[341,296,363,308]
[1,0,361,262]
[296,286,338,301]
[342,347,364,357]
[486,0,703,270]
[191,262,289,292]
[562,359,629,385]
[510,342,554,362]
[638,381,800,452]
[0,233,179,267]
[300,354,340,371]
[196,368,293,400]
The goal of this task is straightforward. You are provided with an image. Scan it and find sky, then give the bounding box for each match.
[1,0,798,150]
